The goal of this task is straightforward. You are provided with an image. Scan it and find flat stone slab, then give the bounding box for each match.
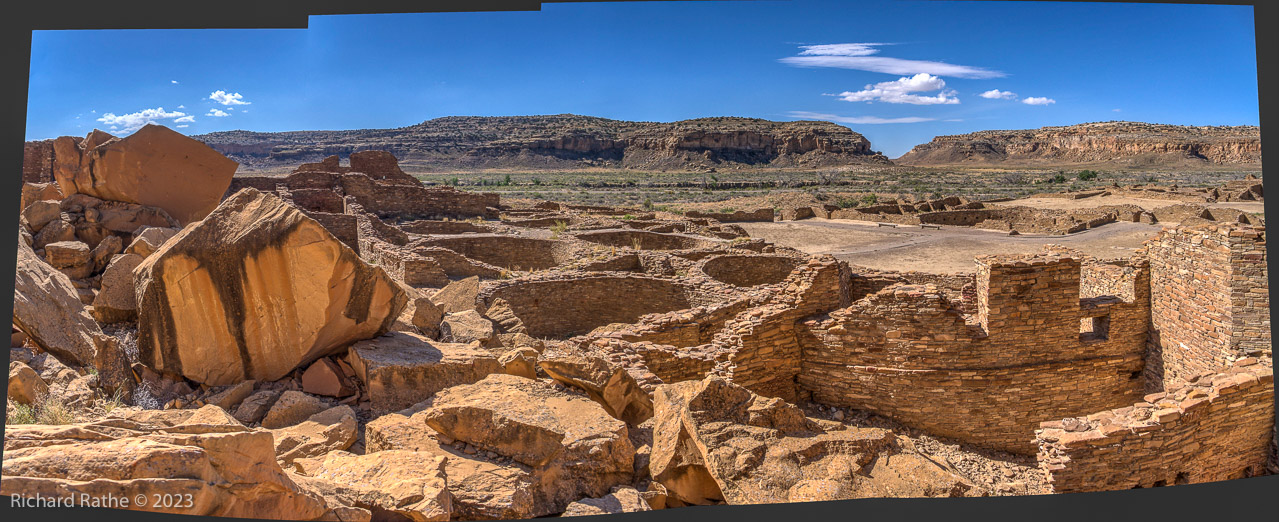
[345,331,501,414]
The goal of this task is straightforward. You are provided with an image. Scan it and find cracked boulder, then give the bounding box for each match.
[135,188,407,385]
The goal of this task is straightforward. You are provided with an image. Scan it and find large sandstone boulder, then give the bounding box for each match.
[421,374,635,512]
[650,377,972,506]
[135,188,407,385]
[432,276,480,314]
[365,412,539,520]
[8,361,49,405]
[561,487,653,517]
[439,310,498,346]
[13,233,101,367]
[53,125,238,225]
[345,331,501,414]
[301,358,357,398]
[272,406,358,468]
[292,450,451,522]
[1,409,329,519]
[539,345,654,426]
[20,182,64,213]
[126,226,181,258]
[261,391,331,429]
[90,253,144,324]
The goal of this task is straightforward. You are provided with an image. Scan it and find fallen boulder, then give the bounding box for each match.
[539,345,654,426]
[261,390,330,429]
[561,487,653,517]
[292,450,452,522]
[301,358,357,398]
[13,233,102,367]
[53,125,238,225]
[135,188,407,385]
[273,406,358,468]
[90,253,144,324]
[1,409,329,519]
[344,331,501,414]
[650,376,972,505]
[8,361,49,405]
[439,310,498,346]
[421,374,635,512]
[431,276,480,314]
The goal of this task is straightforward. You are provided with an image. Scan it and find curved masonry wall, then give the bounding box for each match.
[480,274,698,339]
[699,254,800,287]
[572,229,721,250]
[414,235,569,270]
[1035,360,1273,492]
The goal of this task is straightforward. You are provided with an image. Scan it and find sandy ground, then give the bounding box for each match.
[741,219,1167,274]
[992,195,1265,214]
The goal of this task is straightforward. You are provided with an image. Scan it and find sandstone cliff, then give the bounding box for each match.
[191,115,890,171]
[895,121,1261,168]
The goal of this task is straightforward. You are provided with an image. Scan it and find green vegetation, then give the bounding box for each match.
[1077,170,1099,181]
[549,220,568,238]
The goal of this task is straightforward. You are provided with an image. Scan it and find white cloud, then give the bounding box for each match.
[171,80,179,84]
[831,73,959,105]
[208,90,250,105]
[780,42,1005,79]
[979,89,1017,100]
[176,125,189,128]
[207,108,230,117]
[177,104,185,109]
[788,111,936,124]
[1022,97,1056,105]
[1113,108,1122,112]
[95,107,189,133]
[174,115,195,123]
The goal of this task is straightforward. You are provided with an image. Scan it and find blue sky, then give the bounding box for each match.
[25,0,1258,158]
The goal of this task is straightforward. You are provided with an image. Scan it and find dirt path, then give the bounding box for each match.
[741,219,1167,273]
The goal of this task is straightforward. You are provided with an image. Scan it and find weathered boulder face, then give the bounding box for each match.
[292,450,452,522]
[272,406,358,467]
[345,331,501,414]
[135,188,407,385]
[539,346,654,426]
[1,408,330,520]
[365,412,540,520]
[8,361,49,405]
[90,253,144,324]
[421,374,635,512]
[53,125,238,225]
[650,377,972,506]
[13,233,101,367]
[561,487,653,517]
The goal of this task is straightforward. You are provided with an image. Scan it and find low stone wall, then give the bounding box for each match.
[1035,360,1274,492]
[699,254,801,287]
[412,235,571,271]
[571,229,722,251]
[400,220,495,235]
[479,273,700,339]
[340,174,500,220]
[684,208,775,222]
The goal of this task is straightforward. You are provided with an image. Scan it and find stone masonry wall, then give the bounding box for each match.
[1144,224,1269,390]
[1035,359,1273,492]
[798,252,1150,454]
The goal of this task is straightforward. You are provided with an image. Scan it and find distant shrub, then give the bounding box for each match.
[1077,170,1098,181]
[861,193,878,206]
[549,220,568,238]
[643,198,653,211]
[1050,173,1068,183]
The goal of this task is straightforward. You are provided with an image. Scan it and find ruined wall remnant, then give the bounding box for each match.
[1144,224,1269,390]
[699,254,800,288]
[480,273,702,339]
[1036,359,1273,492]
[798,252,1150,454]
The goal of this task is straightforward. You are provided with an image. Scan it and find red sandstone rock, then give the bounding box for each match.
[53,125,238,225]
[302,358,357,398]
[344,331,501,414]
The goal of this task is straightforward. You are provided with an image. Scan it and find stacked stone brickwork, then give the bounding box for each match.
[22,139,57,183]
[683,208,775,222]
[1144,224,1269,389]
[798,252,1150,454]
[1036,359,1274,492]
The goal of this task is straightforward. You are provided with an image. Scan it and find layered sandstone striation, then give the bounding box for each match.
[191,115,890,171]
[897,121,1261,167]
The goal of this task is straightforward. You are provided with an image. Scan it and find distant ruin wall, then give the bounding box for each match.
[684,208,775,222]
[1145,224,1269,390]
[480,273,700,339]
[22,140,56,184]
[1036,360,1274,493]
[340,174,499,220]
[798,254,1150,454]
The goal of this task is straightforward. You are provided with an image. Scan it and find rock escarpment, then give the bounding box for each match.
[191,115,889,170]
[896,121,1261,167]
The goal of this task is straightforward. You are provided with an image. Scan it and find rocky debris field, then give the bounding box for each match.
[7,124,1273,520]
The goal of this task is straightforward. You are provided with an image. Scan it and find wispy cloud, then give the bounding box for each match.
[95,107,189,133]
[176,124,189,128]
[1113,108,1122,112]
[171,80,179,84]
[979,89,1017,100]
[832,73,958,105]
[1022,96,1056,106]
[174,115,195,123]
[177,104,185,109]
[206,108,230,117]
[780,43,1005,79]
[788,111,936,124]
[209,90,250,105]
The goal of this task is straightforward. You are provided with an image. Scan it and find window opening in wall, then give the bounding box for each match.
[1080,314,1110,342]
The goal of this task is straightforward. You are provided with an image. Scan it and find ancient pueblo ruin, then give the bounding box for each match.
[6,124,1274,520]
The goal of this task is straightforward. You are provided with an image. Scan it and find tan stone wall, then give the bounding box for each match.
[571,229,722,251]
[684,208,775,222]
[699,254,800,287]
[413,235,569,271]
[1036,360,1274,492]
[22,140,56,184]
[1144,224,1269,389]
[479,273,703,339]
[798,253,1150,454]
